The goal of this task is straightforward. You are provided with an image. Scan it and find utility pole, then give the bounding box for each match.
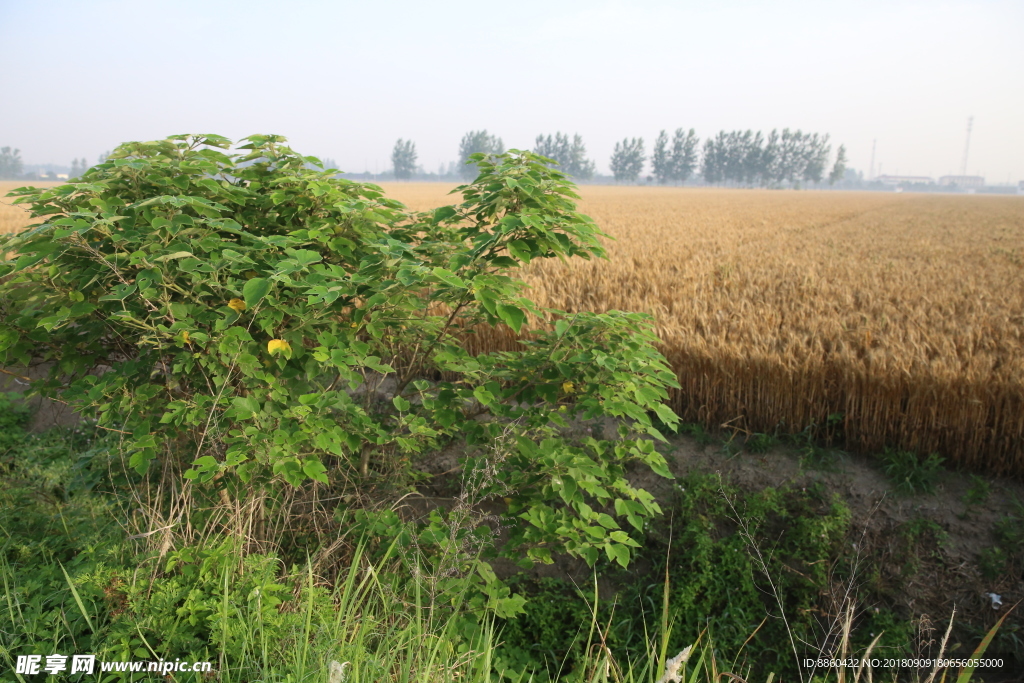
[869,139,876,180]
[960,116,973,177]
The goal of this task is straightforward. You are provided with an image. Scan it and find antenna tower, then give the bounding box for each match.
[960,116,973,176]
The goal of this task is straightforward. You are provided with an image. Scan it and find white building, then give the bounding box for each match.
[938,175,985,189]
[877,175,933,186]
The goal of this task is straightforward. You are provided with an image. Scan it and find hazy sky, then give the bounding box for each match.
[2,0,1022,182]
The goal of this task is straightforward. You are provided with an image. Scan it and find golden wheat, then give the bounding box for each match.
[382,183,1024,474]
[0,181,61,236]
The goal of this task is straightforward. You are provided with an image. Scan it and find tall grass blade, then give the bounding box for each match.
[58,561,94,633]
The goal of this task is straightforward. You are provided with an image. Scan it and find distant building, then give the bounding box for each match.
[939,175,985,188]
[877,175,933,186]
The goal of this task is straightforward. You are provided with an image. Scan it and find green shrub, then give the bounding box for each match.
[0,134,682,617]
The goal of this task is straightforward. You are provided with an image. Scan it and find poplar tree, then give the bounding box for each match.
[610,138,645,183]
[391,139,418,180]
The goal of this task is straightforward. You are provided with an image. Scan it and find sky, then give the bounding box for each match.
[1,0,1022,182]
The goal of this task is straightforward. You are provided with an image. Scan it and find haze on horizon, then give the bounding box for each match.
[1,0,1022,184]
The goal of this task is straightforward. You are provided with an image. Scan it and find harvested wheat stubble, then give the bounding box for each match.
[382,183,1024,475]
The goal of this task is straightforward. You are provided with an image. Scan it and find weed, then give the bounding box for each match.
[679,422,715,448]
[979,546,1008,581]
[879,448,944,495]
[963,475,991,506]
[993,496,1024,554]
[745,432,777,454]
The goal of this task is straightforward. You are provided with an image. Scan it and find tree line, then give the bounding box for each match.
[389,128,846,187]
[0,149,107,181]
[2,132,844,187]
[0,147,23,180]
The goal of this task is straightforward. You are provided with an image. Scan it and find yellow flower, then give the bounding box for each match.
[227,298,247,313]
[181,330,192,345]
[267,339,291,356]
[562,381,575,394]
[558,405,567,412]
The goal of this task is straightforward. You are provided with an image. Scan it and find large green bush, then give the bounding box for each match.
[0,134,679,583]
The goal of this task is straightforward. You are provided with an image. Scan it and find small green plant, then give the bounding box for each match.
[879,448,944,495]
[978,546,1008,581]
[993,497,1024,548]
[962,474,991,506]
[901,517,948,546]
[745,432,776,454]
[680,422,715,448]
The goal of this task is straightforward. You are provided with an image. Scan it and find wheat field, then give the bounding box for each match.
[381,183,1024,474]
[5,180,1024,473]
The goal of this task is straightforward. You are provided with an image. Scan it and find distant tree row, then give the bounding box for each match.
[414,128,847,187]
[0,149,112,181]
[0,147,23,179]
[608,129,846,186]
[69,158,89,179]
[701,129,844,187]
[392,130,597,181]
[533,133,596,180]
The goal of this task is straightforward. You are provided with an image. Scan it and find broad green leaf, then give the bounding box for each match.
[243,277,271,307]
[473,386,495,406]
[302,458,329,484]
[496,304,526,333]
[507,240,531,263]
[607,543,630,568]
[232,396,261,418]
[432,267,465,288]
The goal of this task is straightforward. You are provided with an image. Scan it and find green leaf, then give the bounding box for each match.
[432,267,465,288]
[496,304,526,333]
[302,458,329,484]
[232,396,261,419]
[242,277,271,308]
[607,543,631,568]
[393,396,411,411]
[433,206,457,222]
[653,403,679,429]
[507,240,531,263]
